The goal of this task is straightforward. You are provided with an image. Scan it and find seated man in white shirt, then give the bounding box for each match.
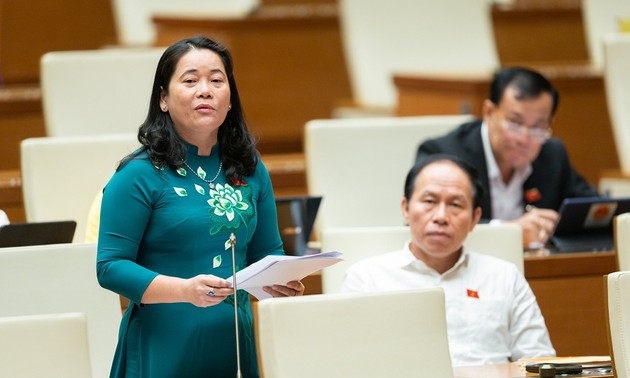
[341,153,555,367]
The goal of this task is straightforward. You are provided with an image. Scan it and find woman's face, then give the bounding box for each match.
[160,48,231,143]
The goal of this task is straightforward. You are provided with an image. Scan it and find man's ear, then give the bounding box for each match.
[481,99,495,121]
[470,207,482,231]
[401,197,409,223]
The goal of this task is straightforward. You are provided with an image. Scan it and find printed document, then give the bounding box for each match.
[228,251,342,300]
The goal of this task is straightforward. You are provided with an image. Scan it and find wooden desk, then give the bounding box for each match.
[453,360,613,378]
[0,170,25,223]
[153,3,353,155]
[0,85,45,223]
[394,64,618,186]
[0,0,116,84]
[525,250,616,356]
[0,85,45,171]
[492,3,590,65]
[261,153,307,197]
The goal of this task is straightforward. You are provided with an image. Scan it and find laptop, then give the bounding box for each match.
[548,197,630,253]
[275,196,322,256]
[0,220,77,248]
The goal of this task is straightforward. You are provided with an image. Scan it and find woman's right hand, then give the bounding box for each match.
[186,274,234,308]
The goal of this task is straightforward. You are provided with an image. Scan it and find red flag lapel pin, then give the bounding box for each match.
[524,188,542,203]
[466,289,479,299]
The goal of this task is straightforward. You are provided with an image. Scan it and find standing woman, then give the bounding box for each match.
[97,36,304,378]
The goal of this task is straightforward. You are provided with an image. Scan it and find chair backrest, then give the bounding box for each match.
[603,33,630,173]
[305,114,473,238]
[615,212,630,271]
[582,0,630,67]
[0,312,92,378]
[257,288,454,378]
[606,270,630,378]
[40,47,163,136]
[21,133,139,242]
[110,0,260,46]
[0,243,121,378]
[338,0,498,109]
[320,223,523,293]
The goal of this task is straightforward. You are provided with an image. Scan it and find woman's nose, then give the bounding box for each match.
[197,81,213,98]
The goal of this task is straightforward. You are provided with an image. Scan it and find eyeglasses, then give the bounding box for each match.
[498,118,552,142]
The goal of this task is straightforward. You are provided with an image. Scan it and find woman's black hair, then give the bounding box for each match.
[122,35,258,181]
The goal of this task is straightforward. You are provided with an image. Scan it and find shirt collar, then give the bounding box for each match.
[401,241,470,277]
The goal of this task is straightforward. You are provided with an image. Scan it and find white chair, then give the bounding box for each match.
[338,0,498,110]
[464,222,523,273]
[21,133,139,242]
[40,47,164,136]
[320,223,523,294]
[606,270,630,378]
[0,243,121,378]
[581,0,630,68]
[603,33,630,174]
[0,312,92,378]
[257,288,454,378]
[110,0,260,46]
[305,114,473,239]
[598,33,630,196]
[615,212,630,271]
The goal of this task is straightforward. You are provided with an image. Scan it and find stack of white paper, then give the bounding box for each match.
[228,251,343,300]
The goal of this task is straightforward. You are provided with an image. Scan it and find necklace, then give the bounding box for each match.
[183,160,223,189]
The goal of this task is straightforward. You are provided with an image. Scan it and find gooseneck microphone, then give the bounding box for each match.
[229,232,242,378]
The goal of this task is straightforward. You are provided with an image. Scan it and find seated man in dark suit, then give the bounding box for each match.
[417,67,597,247]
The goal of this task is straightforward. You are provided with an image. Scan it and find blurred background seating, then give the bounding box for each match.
[0,312,93,378]
[0,243,122,378]
[20,134,138,242]
[256,288,454,378]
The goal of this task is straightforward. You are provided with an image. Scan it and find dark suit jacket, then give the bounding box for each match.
[416,120,598,220]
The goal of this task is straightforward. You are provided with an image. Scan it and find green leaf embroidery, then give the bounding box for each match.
[194,184,205,195]
[197,166,207,180]
[224,238,232,250]
[213,255,222,268]
[176,168,187,177]
[173,187,188,197]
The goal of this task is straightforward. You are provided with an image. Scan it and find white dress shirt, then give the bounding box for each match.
[341,243,555,367]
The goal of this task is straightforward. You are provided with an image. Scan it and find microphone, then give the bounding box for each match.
[229,232,242,378]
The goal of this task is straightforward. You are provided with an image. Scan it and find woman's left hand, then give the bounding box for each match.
[263,280,305,297]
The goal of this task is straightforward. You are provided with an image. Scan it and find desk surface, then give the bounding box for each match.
[454,362,526,378]
[454,362,613,378]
